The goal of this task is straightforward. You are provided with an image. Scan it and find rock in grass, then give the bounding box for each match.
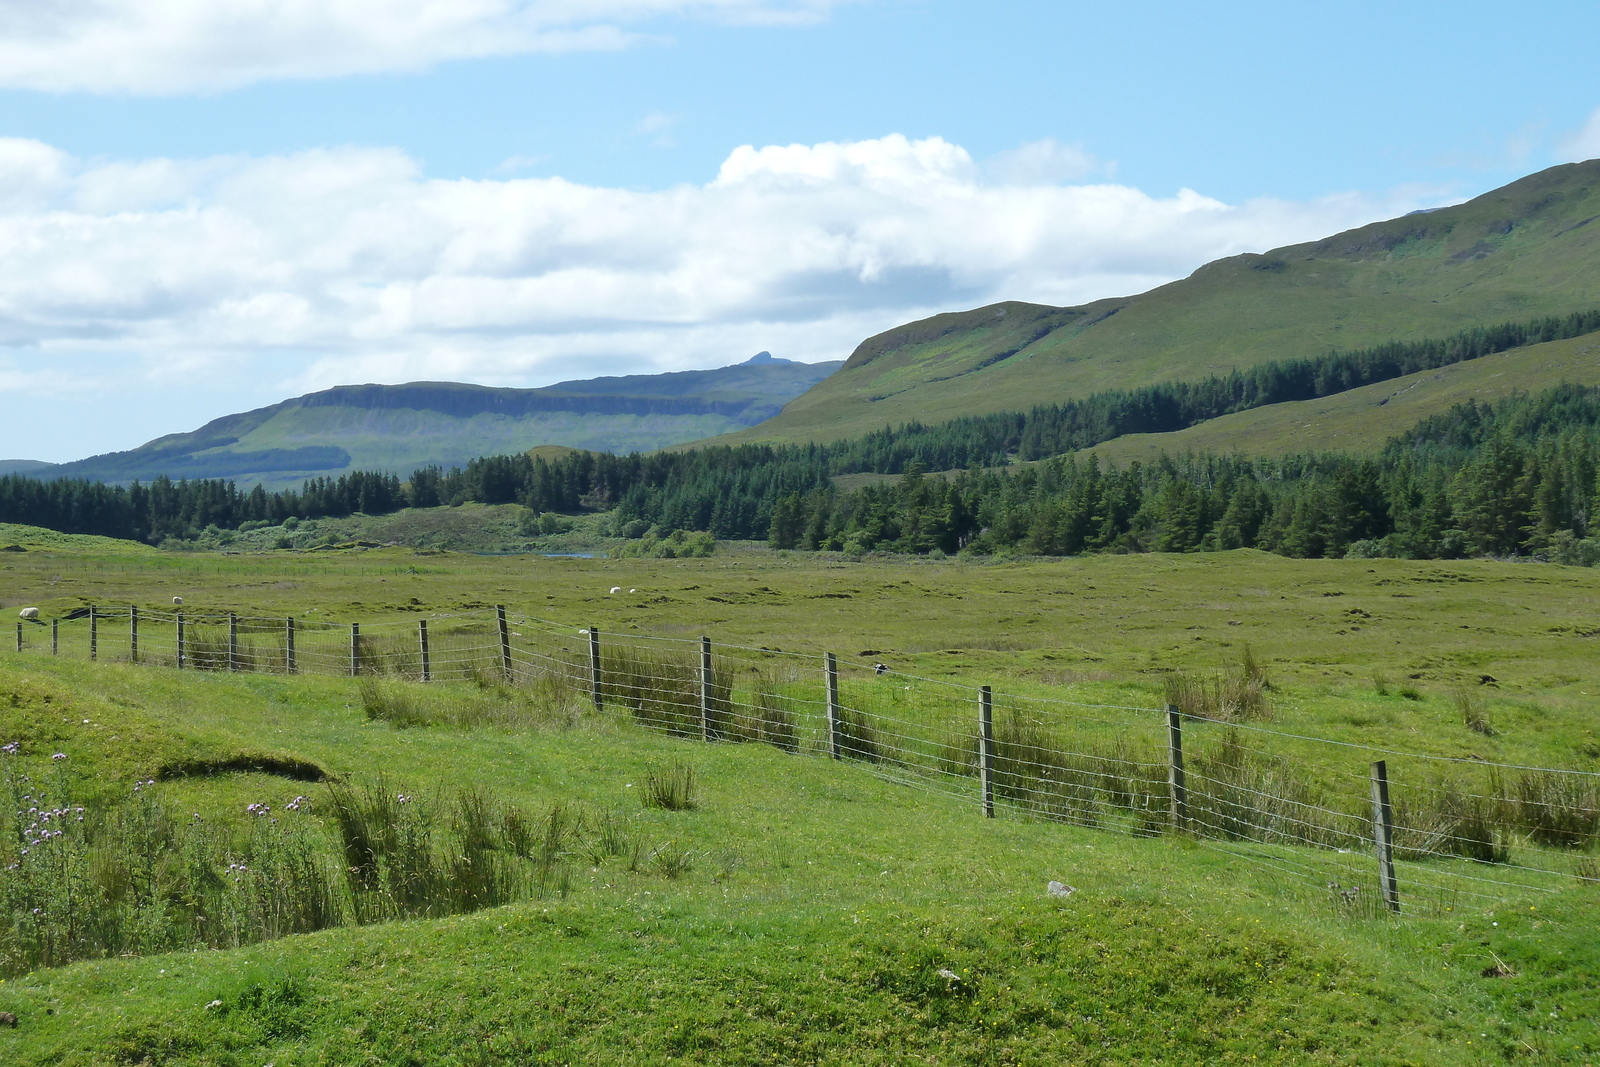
[0,1011,16,1027]
[1047,880,1076,898]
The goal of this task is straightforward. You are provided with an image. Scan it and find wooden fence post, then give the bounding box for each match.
[13,621,19,653]
[825,652,841,760]
[497,605,513,683]
[285,618,296,675]
[349,623,361,677]
[228,613,239,672]
[129,606,139,664]
[1371,760,1401,913]
[700,636,714,742]
[176,613,185,670]
[51,618,58,656]
[89,606,97,661]
[589,628,603,709]
[1166,704,1188,833]
[419,619,431,682]
[979,685,995,818]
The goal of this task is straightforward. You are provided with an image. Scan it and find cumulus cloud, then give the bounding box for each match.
[1560,107,1600,163]
[0,0,844,94]
[0,133,1435,425]
[985,138,1108,185]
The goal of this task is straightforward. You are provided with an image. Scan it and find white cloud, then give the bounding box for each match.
[0,0,845,95]
[0,133,1435,448]
[1560,107,1600,163]
[985,138,1108,185]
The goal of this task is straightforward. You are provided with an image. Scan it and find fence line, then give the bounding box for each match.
[9,602,1599,917]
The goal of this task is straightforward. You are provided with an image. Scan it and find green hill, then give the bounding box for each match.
[1084,330,1600,463]
[29,354,841,489]
[716,159,1600,447]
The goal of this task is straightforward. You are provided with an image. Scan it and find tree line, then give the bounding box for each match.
[765,383,1600,562]
[0,470,406,545]
[2,308,1599,564]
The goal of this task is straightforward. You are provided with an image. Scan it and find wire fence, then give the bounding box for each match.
[11,605,1599,918]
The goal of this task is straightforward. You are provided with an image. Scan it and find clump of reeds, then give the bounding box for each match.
[934,732,978,777]
[580,808,642,868]
[648,842,697,879]
[357,676,586,732]
[735,672,801,752]
[1163,644,1270,722]
[601,645,707,738]
[0,755,643,979]
[324,778,580,921]
[836,707,880,763]
[1185,729,1356,849]
[1502,768,1599,849]
[359,679,428,728]
[1392,779,1507,864]
[642,762,696,811]
[990,712,1102,828]
[1453,686,1495,736]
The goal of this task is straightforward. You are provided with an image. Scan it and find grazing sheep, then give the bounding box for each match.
[172,596,184,606]
[609,586,622,595]
[18,607,39,622]
[628,588,636,593]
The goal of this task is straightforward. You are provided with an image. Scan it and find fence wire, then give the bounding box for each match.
[10,604,1597,918]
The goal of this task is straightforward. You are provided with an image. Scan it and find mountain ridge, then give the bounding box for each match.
[21,358,842,488]
[706,159,1600,447]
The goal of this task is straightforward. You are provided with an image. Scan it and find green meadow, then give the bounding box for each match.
[1,529,1598,1064]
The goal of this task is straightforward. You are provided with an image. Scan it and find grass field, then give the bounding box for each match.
[1,528,1598,1063]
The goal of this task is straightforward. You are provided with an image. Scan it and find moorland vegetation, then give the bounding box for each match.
[2,537,1600,1062]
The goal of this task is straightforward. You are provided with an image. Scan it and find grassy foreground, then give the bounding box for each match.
[0,530,1598,1063]
[0,657,1594,1065]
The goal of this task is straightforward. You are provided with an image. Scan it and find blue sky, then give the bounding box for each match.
[1,0,1598,462]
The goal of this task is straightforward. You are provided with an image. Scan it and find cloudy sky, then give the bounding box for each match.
[2,0,1598,462]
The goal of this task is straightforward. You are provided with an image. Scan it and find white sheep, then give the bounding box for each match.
[609,586,622,594]
[17,607,39,622]
[172,596,184,606]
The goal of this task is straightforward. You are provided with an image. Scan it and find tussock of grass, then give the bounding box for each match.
[836,706,881,762]
[1163,644,1270,722]
[647,841,696,879]
[358,676,585,732]
[642,762,696,811]
[1453,684,1496,735]
[601,645,720,738]
[602,645,803,753]
[0,756,619,977]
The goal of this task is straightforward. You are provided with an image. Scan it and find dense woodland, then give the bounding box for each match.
[765,382,1600,563]
[5,312,1600,565]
